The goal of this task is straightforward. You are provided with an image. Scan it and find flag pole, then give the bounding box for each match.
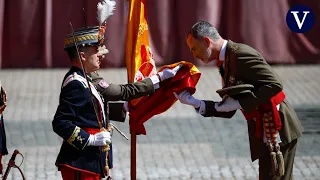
[125,0,137,178]
[125,0,151,179]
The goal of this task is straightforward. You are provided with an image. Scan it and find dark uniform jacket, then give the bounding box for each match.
[52,66,155,176]
[53,66,106,176]
[200,40,304,161]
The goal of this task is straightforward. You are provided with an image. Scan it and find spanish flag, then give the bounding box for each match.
[129,61,201,134]
[125,0,156,84]
[125,0,157,108]
[125,0,201,134]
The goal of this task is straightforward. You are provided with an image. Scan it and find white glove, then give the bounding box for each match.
[215,97,242,112]
[87,131,111,146]
[157,64,183,81]
[173,90,201,108]
[174,90,206,114]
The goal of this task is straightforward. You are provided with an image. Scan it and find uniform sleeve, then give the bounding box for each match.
[90,72,155,101]
[236,51,283,113]
[52,81,90,150]
[198,100,236,118]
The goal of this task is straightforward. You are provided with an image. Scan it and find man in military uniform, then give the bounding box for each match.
[53,22,183,180]
[0,82,8,175]
[174,20,303,180]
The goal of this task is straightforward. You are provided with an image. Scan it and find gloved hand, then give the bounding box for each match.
[87,131,111,146]
[157,64,183,81]
[215,97,242,112]
[173,90,201,108]
[174,90,206,114]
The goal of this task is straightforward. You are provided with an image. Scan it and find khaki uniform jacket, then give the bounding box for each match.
[201,40,304,161]
[88,72,155,121]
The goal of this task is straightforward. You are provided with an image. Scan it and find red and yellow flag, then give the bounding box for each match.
[125,0,156,83]
[125,0,201,134]
[125,0,156,108]
[129,61,201,135]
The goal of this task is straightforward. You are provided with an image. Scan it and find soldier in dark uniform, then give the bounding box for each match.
[53,22,182,180]
[0,82,8,174]
[174,20,303,180]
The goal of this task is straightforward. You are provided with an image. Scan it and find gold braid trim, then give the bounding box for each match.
[263,111,285,176]
[230,44,239,54]
[64,34,99,45]
[67,126,81,149]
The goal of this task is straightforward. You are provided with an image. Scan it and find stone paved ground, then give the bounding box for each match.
[0,65,319,180]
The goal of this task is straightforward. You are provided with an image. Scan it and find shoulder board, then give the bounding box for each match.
[230,44,239,54]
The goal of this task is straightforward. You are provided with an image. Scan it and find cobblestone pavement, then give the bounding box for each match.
[0,65,319,180]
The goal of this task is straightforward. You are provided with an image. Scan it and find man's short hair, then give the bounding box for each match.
[66,48,78,60]
[66,46,89,61]
[187,20,220,41]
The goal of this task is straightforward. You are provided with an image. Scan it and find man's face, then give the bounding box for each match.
[81,46,105,73]
[186,34,212,64]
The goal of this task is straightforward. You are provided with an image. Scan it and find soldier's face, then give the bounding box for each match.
[186,35,212,64]
[82,46,104,73]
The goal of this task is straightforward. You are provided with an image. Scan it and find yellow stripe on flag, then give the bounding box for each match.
[125,0,155,84]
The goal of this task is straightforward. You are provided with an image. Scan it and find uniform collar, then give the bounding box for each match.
[70,66,86,77]
[219,40,228,61]
[71,66,83,72]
